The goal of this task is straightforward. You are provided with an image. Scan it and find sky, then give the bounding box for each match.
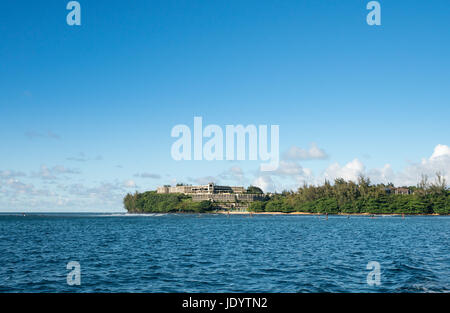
[0,0,449,212]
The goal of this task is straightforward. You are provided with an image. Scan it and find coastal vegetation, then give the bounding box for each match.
[123,191,215,213]
[124,174,449,215]
[248,174,449,215]
[124,185,265,213]
[246,186,264,194]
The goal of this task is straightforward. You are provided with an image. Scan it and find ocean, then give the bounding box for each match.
[0,213,448,292]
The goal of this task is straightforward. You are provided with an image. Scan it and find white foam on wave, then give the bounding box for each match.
[90,213,168,217]
[124,213,167,217]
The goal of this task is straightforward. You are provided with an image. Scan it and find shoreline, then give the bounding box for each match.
[211,211,443,216]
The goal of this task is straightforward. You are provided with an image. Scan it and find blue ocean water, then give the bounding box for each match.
[0,213,448,293]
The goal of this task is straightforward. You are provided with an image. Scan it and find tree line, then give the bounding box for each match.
[124,185,264,213]
[123,191,215,213]
[248,174,449,214]
[123,174,448,214]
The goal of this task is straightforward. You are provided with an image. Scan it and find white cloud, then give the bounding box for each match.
[274,161,305,176]
[252,175,275,193]
[218,166,246,183]
[284,143,328,160]
[2,145,447,212]
[134,172,161,179]
[230,166,244,176]
[123,180,137,188]
[319,144,449,187]
[145,144,450,196]
[32,165,80,180]
[66,152,103,162]
[367,164,395,184]
[52,165,80,174]
[430,144,450,160]
[5,178,35,194]
[323,158,365,182]
[0,170,26,179]
[392,144,450,186]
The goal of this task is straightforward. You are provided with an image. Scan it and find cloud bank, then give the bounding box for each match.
[252,144,450,193]
[1,144,448,210]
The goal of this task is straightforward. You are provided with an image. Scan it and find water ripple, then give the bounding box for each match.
[0,214,449,292]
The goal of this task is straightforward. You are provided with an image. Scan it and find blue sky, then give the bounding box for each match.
[0,0,449,211]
